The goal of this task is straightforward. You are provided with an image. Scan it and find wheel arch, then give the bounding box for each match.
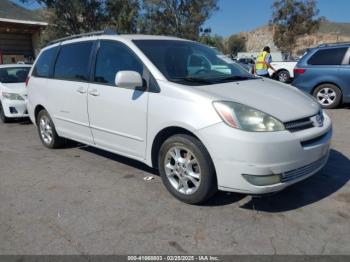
[274,68,290,79]
[150,126,213,170]
[312,82,343,98]
[34,104,46,123]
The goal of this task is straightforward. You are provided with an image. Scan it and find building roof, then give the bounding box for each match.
[0,0,47,25]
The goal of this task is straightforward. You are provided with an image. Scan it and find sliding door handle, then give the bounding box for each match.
[76,87,87,94]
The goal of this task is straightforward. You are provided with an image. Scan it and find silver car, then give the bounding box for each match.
[27,32,332,204]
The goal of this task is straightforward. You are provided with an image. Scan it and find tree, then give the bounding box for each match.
[225,34,246,56]
[140,0,218,40]
[22,0,218,44]
[271,0,322,55]
[40,0,106,35]
[105,0,140,33]
[199,34,225,52]
[21,0,140,43]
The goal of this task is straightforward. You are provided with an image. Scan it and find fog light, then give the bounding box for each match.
[9,107,18,114]
[243,174,281,186]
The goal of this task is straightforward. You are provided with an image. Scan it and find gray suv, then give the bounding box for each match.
[292,42,350,109]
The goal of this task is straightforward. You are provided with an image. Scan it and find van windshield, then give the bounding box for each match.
[0,67,30,84]
[133,40,256,85]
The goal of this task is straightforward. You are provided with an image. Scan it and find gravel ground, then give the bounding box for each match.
[0,108,349,255]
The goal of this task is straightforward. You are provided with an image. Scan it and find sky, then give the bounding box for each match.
[11,0,350,37]
[204,0,350,36]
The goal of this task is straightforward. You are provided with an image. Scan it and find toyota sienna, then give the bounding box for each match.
[27,31,332,204]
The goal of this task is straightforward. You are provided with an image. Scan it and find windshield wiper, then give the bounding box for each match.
[215,75,257,82]
[170,76,214,85]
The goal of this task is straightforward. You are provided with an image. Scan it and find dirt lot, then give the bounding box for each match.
[0,108,349,255]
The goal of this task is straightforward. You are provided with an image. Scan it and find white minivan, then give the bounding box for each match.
[27,31,332,204]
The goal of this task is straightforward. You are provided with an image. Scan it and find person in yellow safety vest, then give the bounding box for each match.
[254,46,276,78]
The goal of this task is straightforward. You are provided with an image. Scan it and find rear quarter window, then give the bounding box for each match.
[53,41,93,81]
[308,47,348,65]
[32,47,58,78]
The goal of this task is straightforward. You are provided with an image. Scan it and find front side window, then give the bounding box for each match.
[32,47,58,78]
[133,40,253,85]
[308,47,348,65]
[0,67,30,83]
[94,41,143,85]
[54,41,93,81]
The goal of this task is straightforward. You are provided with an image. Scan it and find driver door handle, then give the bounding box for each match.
[89,89,100,96]
[76,87,87,94]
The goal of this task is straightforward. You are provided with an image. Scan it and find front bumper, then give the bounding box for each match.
[1,99,29,118]
[195,114,332,194]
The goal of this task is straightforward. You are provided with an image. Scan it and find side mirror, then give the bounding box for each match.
[115,71,143,89]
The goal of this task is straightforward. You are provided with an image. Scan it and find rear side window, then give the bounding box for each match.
[32,47,58,78]
[94,41,143,85]
[308,47,348,65]
[54,41,93,81]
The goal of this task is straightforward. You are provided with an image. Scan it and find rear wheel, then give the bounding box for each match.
[313,84,342,109]
[0,102,10,123]
[36,109,65,148]
[158,134,217,204]
[276,70,290,83]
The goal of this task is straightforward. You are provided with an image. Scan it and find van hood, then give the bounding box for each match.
[0,82,27,94]
[196,78,320,122]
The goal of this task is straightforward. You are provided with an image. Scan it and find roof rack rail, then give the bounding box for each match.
[317,41,350,48]
[46,29,117,46]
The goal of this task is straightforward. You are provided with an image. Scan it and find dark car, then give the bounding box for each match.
[237,57,255,65]
[292,42,350,109]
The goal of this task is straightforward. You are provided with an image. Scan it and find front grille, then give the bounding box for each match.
[280,155,328,183]
[284,117,314,132]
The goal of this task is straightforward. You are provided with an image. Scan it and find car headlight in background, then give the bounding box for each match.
[213,101,285,132]
[2,92,24,101]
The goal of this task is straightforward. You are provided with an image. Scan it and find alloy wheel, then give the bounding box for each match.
[39,115,53,145]
[164,146,201,195]
[317,87,336,106]
[278,72,289,83]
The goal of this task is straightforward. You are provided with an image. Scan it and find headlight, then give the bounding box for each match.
[213,101,285,132]
[2,92,24,101]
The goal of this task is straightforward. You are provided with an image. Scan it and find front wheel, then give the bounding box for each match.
[158,134,217,204]
[36,109,65,148]
[0,102,10,123]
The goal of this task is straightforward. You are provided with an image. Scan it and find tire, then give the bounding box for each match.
[313,84,342,109]
[36,109,65,148]
[0,102,10,123]
[276,70,290,83]
[158,134,217,204]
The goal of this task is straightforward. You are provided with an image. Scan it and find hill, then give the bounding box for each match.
[237,21,350,54]
[319,21,350,36]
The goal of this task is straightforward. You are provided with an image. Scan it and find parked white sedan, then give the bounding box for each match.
[0,64,31,123]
